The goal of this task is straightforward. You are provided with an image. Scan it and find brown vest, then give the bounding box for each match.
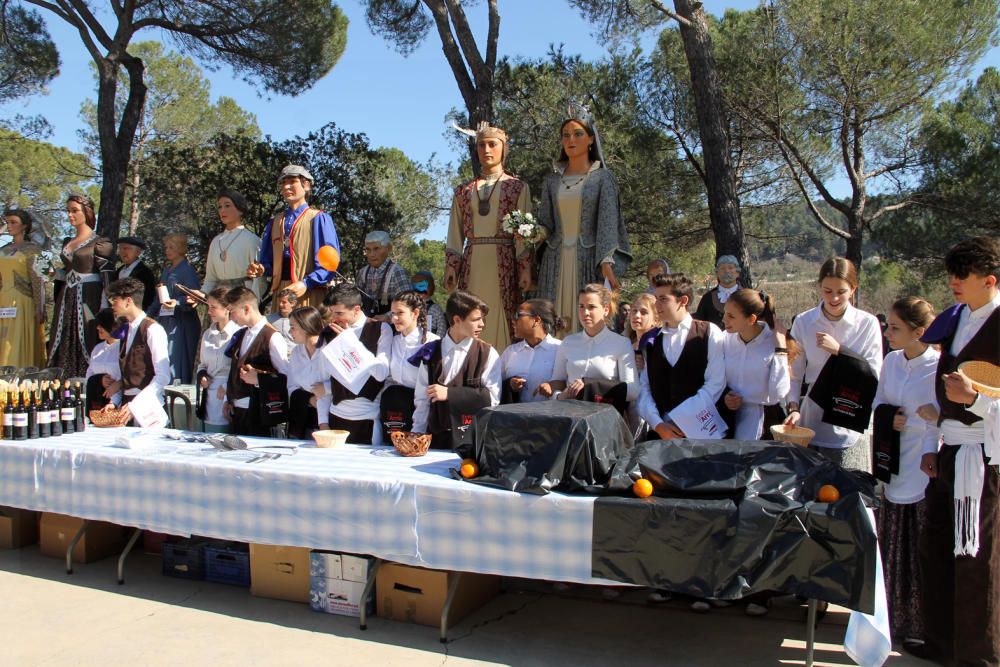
[226,324,278,403]
[426,338,492,440]
[937,307,1000,426]
[120,318,155,394]
[644,320,711,417]
[330,320,387,405]
[269,207,320,294]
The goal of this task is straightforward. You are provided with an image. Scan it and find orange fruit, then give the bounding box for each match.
[317,245,340,272]
[817,484,840,503]
[460,461,479,479]
[633,478,654,498]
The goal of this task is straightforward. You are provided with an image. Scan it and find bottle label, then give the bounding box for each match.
[61,407,75,421]
[3,413,11,427]
[37,410,50,425]
[13,413,27,427]
[49,409,59,424]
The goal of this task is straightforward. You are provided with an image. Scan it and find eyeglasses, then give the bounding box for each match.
[512,311,534,321]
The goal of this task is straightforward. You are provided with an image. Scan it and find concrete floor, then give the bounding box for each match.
[0,546,930,667]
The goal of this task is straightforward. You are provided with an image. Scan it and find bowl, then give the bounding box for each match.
[959,361,1000,399]
[770,424,816,447]
[390,431,432,457]
[313,429,350,448]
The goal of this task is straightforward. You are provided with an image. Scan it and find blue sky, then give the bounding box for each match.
[3,0,997,239]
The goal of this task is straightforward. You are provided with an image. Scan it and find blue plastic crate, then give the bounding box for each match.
[204,542,251,587]
[162,539,207,580]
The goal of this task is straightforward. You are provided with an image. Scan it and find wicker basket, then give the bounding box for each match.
[312,429,350,448]
[960,361,1000,399]
[770,424,816,447]
[89,407,131,428]
[390,431,432,457]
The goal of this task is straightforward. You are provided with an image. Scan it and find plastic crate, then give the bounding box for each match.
[204,542,251,587]
[162,539,207,580]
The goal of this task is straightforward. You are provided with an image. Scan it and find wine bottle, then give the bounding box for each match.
[61,387,75,434]
[37,381,50,438]
[74,382,86,432]
[2,389,12,440]
[49,381,62,437]
[12,390,27,440]
[25,387,37,440]
[0,390,7,440]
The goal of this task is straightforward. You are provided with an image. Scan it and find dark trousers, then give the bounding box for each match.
[328,414,374,445]
[229,406,270,438]
[920,443,1000,666]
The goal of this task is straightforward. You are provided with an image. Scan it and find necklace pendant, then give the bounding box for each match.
[478,200,491,216]
[220,250,227,261]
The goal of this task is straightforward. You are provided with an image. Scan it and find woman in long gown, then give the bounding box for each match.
[536,109,632,335]
[443,122,531,352]
[0,209,46,368]
[153,233,202,385]
[48,195,114,378]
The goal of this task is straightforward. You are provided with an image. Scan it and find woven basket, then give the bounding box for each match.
[312,429,349,448]
[770,424,816,447]
[89,407,131,428]
[390,431,432,457]
[960,361,1000,399]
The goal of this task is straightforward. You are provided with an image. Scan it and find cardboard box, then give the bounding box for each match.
[341,554,371,583]
[38,513,128,564]
[0,506,39,549]
[310,576,374,617]
[376,563,499,628]
[310,551,372,584]
[250,544,311,603]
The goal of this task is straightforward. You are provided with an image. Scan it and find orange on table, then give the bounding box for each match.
[817,484,840,503]
[633,478,654,498]
[317,245,340,271]
[460,460,479,479]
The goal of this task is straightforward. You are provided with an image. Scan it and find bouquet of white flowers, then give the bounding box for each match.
[500,211,545,248]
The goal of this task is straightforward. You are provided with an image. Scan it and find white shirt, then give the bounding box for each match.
[202,226,262,295]
[388,328,440,389]
[231,318,290,409]
[123,314,171,405]
[266,313,295,348]
[197,321,239,425]
[499,335,561,402]
[86,340,122,407]
[941,292,1000,447]
[551,326,638,401]
[119,259,140,278]
[717,283,739,304]
[412,335,502,434]
[874,346,941,504]
[319,314,392,442]
[637,315,727,431]
[287,343,333,420]
[722,324,791,439]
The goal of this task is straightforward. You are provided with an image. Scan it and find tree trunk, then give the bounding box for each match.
[128,164,141,235]
[673,0,752,285]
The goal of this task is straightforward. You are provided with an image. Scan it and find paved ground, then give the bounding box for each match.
[0,546,930,667]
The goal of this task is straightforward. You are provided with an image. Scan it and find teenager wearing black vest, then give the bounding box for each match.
[105,277,170,424]
[316,284,393,445]
[412,290,501,450]
[637,272,727,441]
[223,287,289,437]
[914,237,1000,665]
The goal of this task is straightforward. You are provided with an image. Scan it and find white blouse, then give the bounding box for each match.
[789,302,883,448]
[287,343,333,420]
[388,328,440,389]
[499,335,561,402]
[722,324,791,440]
[197,321,239,425]
[86,340,122,406]
[874,347,941,504]
[202,226,261,295]
[551,325,638,401]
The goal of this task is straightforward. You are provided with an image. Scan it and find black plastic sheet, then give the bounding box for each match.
[453,400,633,495]
[594,439,879,613]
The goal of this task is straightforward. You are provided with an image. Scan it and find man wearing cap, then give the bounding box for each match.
[113,236,157,312]
[356,230,410,319]
[694,255,742,328]
[248,165,340,309]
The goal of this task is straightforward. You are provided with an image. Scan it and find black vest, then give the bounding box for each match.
[937,307,999,427]
[644,320,711,417]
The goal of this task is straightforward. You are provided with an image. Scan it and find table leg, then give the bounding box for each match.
[66,520,89,574]
[117,528,142,585]
[359,558,381,631]
[805,598,817,667]
[440,572,463,644]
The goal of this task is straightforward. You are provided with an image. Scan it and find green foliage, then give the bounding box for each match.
[0,4,58,103]
[396,238,446,287]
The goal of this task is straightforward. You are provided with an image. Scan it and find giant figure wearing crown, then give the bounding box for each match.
[443,122,532,352]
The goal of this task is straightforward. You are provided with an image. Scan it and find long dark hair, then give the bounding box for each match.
[67,194,96,229]
[557,118,601,163]
[522,298,560,336]
[392,289,428,344]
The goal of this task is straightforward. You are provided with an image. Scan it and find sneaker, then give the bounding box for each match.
[647,590,673,603]
[690,600,711,612]
[601,587,621,601]
[745,602,769,617]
